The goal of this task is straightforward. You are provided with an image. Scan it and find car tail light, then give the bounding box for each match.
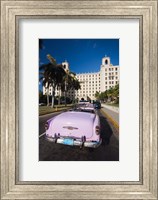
[95,126,100,135]
[45,122,49,130]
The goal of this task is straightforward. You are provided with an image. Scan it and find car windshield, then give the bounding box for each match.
[94,101,101,105]
[74,109,95,114]
[71,104,95,114]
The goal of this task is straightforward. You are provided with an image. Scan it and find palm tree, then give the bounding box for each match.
[40,54,81,107]
[61,71,72,105]
[95,91,100,100]
[60,71,81,105]
[51,64,66,107]
[39,63,53,106]
[73,78,81,91]
[107,87,114,101]
[39,62,66,107]
[69,77,81,103]
[112,84,119,103]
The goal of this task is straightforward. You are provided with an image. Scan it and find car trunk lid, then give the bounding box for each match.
[50,111,95,139]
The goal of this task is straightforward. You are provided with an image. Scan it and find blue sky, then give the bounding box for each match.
[39,39,119,90]
[39,39,119,73]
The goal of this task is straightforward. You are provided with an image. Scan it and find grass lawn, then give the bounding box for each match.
[39,104,74,116]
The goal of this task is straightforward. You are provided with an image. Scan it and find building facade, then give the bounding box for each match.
[43,56,119,101]
[76,56,119,101]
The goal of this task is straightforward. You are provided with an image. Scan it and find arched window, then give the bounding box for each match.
[105,59,108,65]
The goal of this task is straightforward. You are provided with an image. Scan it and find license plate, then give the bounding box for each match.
[63,138,74,146]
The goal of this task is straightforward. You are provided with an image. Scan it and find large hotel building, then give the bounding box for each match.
[43,56,119,101]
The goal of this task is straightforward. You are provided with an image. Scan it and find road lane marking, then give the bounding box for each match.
[39,132,46,138]
[100,109,119,132]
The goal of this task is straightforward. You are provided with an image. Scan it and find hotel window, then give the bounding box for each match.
[115,68,118,71]
[109,81,111,84]
[111,68,113,71]
[116,77,118,79]
[116,81,118,84]
[105,73,107,76]
[109,68,111,71]
[105,77,107,80]
[116,72,118,75]
[109,73,111,76]
[112,81,114,84]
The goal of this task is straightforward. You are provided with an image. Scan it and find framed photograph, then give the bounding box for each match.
[39,38,120,162]
[1,0,157,199]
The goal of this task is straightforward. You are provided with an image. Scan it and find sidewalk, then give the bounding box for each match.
[101,104,119,127]
[101,104,119,113]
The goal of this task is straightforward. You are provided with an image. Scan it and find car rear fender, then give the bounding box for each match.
[92,115,101,141]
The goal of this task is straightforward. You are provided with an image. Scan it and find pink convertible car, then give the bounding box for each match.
[45,105,102,148]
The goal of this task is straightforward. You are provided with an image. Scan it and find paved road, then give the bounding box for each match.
[39,109,119,161]
[101,105,119,125]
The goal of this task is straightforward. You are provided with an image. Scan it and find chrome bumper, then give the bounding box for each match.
[46,136,102,148]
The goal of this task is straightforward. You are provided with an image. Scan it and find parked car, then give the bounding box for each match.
[94,101,101,109]
[45,107,102,148]
[77,102,94,111]
[78,100,90,105]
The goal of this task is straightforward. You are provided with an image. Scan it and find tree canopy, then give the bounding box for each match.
[39,55,81,107]
[95,84,119,103]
